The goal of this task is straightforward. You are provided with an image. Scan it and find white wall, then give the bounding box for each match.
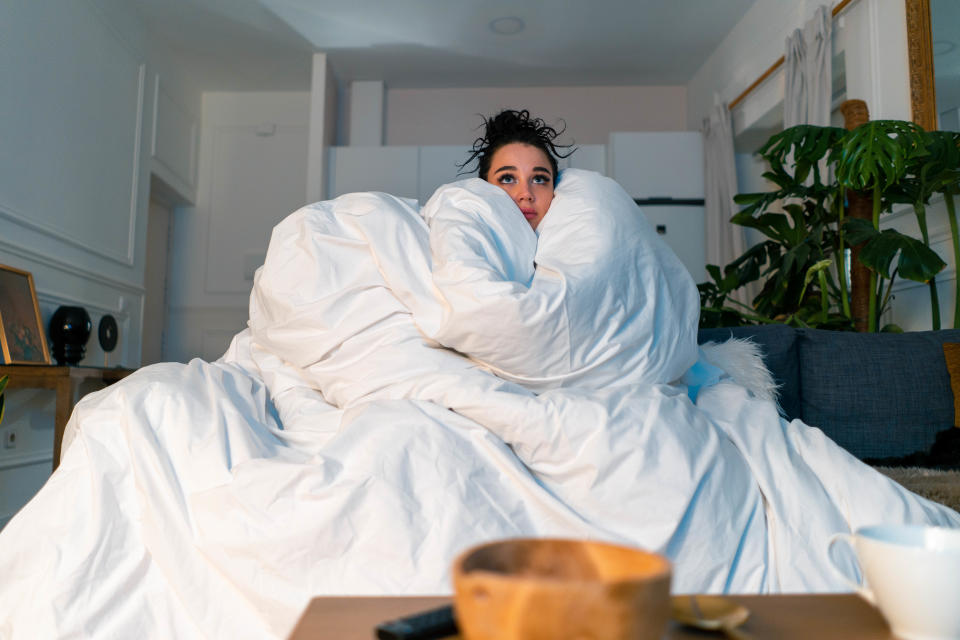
[384,86,688,146]
[0,0,200,528]
[164,92,311,363]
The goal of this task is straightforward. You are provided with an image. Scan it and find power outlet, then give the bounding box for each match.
[3,430,15,449]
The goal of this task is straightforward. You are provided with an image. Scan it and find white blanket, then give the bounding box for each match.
[1,170,957,639]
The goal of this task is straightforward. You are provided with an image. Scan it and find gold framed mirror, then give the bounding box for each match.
[905,0,937,130]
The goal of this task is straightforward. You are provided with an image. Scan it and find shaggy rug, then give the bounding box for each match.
[875,466,960,513]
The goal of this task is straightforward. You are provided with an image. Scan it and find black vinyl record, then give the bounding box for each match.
[98,314,119,352]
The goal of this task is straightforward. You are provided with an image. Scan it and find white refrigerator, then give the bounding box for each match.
[608,132,706,284]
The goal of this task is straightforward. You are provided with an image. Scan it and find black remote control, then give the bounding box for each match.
[374,604,458,640]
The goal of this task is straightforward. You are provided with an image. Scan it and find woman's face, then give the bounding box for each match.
[486,143,555,230]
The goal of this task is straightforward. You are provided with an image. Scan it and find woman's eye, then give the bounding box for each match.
[498,174,516,184]
[533,175,550,185]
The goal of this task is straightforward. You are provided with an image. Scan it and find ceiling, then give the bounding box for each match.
[130,0,759,92]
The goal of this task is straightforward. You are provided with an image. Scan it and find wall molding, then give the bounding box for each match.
[0,450,52,473]
[0,197,133,267]
[0,59,143,267]
[151,73,160,159]
[123,62,146,266]
[38,289,130,322]
[0,236,144,295]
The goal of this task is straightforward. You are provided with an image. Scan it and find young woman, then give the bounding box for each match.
[461,109,574,230]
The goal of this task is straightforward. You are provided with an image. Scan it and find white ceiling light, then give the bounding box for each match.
[489,16,525,36]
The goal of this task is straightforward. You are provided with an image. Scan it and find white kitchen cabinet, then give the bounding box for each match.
[608,132,707,282]
[639,205,707,283]
[609,132,704,199]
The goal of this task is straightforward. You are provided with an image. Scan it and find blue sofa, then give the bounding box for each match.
[697,325,960,464]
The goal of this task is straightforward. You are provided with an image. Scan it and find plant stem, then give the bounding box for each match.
[946,191,960,328]
[819,269,830,316]
[722,296,764,314]
[868,183,881,332]
[880,267,898,321]
[835,191,851,319]
[914,201,941,330]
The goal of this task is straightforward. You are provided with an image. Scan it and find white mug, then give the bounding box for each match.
[828,524,960,640]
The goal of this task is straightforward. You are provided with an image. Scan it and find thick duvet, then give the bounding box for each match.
[0,170,956,639]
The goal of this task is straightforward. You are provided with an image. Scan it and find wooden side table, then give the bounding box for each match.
[288,593,892,640]
[0,364,135,471]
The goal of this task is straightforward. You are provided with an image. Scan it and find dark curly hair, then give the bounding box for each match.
[458,109,575,184]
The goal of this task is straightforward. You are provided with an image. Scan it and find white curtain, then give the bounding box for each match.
[784,5,833,128]
[702,100,749,304]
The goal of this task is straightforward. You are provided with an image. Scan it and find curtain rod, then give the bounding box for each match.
[727,0,858,111]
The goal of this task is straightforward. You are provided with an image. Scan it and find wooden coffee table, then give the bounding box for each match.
[288,593,892,639]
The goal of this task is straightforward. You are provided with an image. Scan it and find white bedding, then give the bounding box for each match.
[1,170,957,639]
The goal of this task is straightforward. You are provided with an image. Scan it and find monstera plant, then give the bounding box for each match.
[699,125,853,329]
[699,121,958,332]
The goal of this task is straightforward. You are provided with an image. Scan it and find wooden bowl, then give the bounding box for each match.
[452,538,671,640]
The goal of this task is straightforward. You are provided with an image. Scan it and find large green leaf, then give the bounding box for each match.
[783,204,811,246]
[836,120,927,192]
[921,131,959,177]
[858,229,946,282]
[731,211,790,241]
[758,125,846,185]
[842,218,879,245]
[923,132,960,196]
[732,192,767,206]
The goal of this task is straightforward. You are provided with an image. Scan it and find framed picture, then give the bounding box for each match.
[0,264,50,365]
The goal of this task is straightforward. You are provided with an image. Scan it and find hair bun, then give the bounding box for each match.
[458,109,575,180]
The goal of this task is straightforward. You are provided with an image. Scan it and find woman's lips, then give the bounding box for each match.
[521,208,537,220]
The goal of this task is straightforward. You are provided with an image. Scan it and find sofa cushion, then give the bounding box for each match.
[797,328,960,460]
[697,325,800,421]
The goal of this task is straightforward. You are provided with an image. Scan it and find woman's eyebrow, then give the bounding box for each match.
[533,166,552,175]
[493,165,517,174]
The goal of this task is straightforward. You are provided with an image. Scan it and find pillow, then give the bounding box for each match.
[941,342,960,428]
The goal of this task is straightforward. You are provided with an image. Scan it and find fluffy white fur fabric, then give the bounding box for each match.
[699,338,781,409]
